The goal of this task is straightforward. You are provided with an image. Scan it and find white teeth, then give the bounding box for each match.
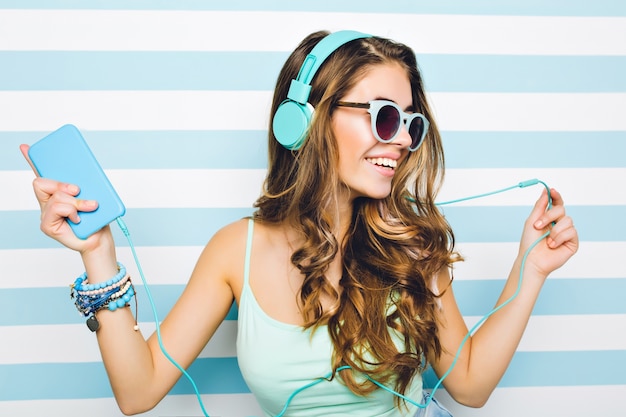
[367,158,397,168]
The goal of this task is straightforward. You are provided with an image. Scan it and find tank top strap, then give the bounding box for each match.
[243,217,254,288]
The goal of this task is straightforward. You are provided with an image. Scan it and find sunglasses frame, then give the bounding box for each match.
[335,99,429,152]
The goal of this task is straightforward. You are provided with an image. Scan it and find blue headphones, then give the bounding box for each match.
[272,30,373,150]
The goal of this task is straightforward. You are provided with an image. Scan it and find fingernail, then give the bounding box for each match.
[534,220,543,228]
[68,184,79,194]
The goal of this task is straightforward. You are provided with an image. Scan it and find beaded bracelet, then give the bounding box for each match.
[70,263,139,332]
[73,279,131,315]
[72,262,126,293]
[75,275,130,298]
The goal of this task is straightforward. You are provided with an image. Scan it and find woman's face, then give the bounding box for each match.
[332,62,414,202]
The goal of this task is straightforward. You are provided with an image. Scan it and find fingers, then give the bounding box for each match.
[530,187,578,251]
[531,188,564,230]
[41,185,98,224]
[22,143,85,209]
[547,187,564,207]
[32,176,80,206]
[21,143,91,206]
[19,144,38,176]
[545,214,577,250]
[31,176,99,240]
[21,144,103,249]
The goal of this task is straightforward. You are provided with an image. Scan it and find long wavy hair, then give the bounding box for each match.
[253,31,460,406]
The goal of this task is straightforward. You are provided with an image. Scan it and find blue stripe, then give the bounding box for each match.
[2,130,269,170]
[500,350,626,387]
[442,131,626,169]
[0,362,116,401]
[0,357,249,401]
[423,350,626,390]
[0,52,286,91]
[442,205,626,244]
[0,285,239,326]
[0,0,624,16]
[4,130,625,171]
[453,278,626,316]
[418,55,626,93]
[2,52,625,93]
[1,350,624,401]
[2,278,623,327]
[1,205,622,250]
[1,208,254,250]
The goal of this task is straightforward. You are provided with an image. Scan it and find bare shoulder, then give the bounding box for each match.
[150,219,253,364]
[211,216,280,246]
[198,217,250,266]
[210,217,251,247]
[192,217,252,297]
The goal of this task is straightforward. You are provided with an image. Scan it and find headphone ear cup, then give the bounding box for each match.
[272,100,313,150]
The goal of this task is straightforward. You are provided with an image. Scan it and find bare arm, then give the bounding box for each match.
[92,227,237,414]
[429,188,578,407]
[21,144,241,414]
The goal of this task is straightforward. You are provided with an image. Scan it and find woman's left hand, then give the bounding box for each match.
[519,187,579,279]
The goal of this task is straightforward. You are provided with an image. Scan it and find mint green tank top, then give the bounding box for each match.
[236,219,422,416]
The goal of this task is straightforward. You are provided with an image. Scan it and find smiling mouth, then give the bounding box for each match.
[366,157,397,169]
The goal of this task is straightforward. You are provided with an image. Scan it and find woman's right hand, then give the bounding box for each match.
[19,144,111,254]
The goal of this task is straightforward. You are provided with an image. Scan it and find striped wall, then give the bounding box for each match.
[1,1,625,416]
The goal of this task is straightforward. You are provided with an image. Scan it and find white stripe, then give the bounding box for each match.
[5,167,624,211]
[5,168,266,210]
[0,394,263,417]
[2,314,623,364]
[464,314,626,352]
[1,246,204,288]
[0,91,273,132]
[0,320,237,364]
[105,169,266,209]
[0,10,624,55]
[453,241,626,281]
[3,241,621,290]
[2,91,626,132]
[428,92,626,132]
[440,167,626,207]
[436,385,626,417]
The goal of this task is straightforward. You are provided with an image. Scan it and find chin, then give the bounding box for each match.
[371,192,392,200]
[360,188,392,201]
[344,181,392,202]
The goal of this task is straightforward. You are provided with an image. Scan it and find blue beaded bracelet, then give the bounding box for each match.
[74,280,132,315]
[70,263,139,332]
[72,262,126,292]
[108,284,135,311]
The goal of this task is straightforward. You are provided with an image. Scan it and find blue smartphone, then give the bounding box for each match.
[28,124,126,239]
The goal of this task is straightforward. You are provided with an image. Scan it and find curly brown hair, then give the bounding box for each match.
[253,31,460,406]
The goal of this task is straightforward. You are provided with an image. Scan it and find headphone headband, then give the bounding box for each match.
[273,30,373,150]
[287,30,373,104]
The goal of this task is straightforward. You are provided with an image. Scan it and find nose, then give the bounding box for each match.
[392,121,413,150]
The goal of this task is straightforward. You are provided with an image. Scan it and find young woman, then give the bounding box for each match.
[21,30,578,417]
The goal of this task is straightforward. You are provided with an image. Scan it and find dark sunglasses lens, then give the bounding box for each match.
[375,104,401,141]
[408,117,425,149]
